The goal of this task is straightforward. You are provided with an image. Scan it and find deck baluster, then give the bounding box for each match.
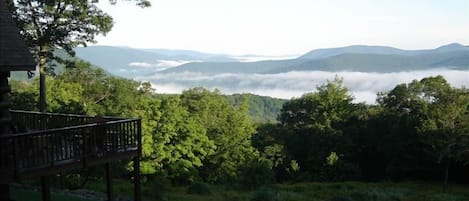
[2,111,141,185]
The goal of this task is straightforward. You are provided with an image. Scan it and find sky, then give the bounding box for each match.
[95,0,469,55]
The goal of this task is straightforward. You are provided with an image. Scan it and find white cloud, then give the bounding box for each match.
[137,69,469,104]
[128,62,153,68]
[128,60,200,72]
[156,60,199,68]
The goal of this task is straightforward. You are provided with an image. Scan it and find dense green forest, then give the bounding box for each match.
[11,59,469,195]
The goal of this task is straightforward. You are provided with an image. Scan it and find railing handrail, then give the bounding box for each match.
[10,110,128,121]
[0,117,141,139]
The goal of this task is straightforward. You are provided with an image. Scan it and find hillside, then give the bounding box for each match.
[225,93,287,123]
[67,43,469,77]
[298,43,469,59]
[74,46,237,77]
[156,93,287,123]
[272,51,469,73]
[161,59,302,74]
[161,44,469,74]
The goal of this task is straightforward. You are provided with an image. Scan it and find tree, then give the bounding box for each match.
[140,96,215,183]
[10,80,38,111]
[181,88,258,182]
[279,77,355,134]
[9,0,150,111]
[378,76,469,191]
[278,77,359,180]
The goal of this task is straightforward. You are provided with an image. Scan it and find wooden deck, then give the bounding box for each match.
[0,110,141,182]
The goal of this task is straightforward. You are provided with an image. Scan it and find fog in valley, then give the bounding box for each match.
[139,68,469,103]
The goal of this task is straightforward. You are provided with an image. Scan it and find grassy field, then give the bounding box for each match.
[11,180,469,201]
[11,188,95,201]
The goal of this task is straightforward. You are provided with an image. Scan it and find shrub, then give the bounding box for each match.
[250,187,277,201]
[318,161,361,182]
[329,196,354,201]
[220,191,249,201]
[239,160,275,189]
[142,174,172,200]
[187,182,211,195]
[277,191,305,201]
[425,193,468,201]
[349,187,408,201]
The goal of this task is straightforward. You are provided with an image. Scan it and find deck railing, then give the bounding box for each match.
[10,110,124,130]
[0,110,141,180]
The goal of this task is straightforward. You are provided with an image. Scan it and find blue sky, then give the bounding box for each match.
[95,0,469,55]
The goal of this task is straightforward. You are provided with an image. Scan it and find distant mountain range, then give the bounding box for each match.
[73,46,238,77]
[71,43,468,78]
[11,43,467,103]
[298,43,469,59]
[162,43,469,74]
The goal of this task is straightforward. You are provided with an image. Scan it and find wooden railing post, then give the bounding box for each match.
[82,129,88,167]
[0,184,10,201]
[134,119,142,201]
[105,163,113,201]
[12,137,18,180]
[41,176,51,201]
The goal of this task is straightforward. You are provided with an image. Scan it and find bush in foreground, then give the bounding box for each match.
[187,182,211,195]
[250,187,277,201]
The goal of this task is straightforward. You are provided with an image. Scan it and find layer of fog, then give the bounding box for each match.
[233,55,299,62]
[137,69,469,104]
[128,60,199,72]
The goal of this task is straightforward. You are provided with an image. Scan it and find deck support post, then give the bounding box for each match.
[105,163,113,201]
[41,176,51,201]
[134,119,142,201]
[133,156,141,201]
[0,184,10,201]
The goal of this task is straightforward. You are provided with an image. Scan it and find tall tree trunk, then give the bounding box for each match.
[38,46,47,112]
[443,160,450,193]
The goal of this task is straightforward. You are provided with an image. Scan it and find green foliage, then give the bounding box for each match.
[238,160,275,190]
[262,144,287,169]
[10,0,149,60]
[277,77,360,181]
[348,187,410,201]
[226,94,286,123]
[143,96,215,182]
[279,77,355,134]
[250,187,277,201]
[11,91,37,111]
[11,188,96,201]
[326,152,339,166]
[378,76,469,184]
[12,178,469,201]
[187,182,212,195]
[328,196,354,201]
[181,88,258,182]
[9,0,150,111]
[424,193,468,201]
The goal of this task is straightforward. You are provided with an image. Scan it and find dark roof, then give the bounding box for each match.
[0,0,36,71]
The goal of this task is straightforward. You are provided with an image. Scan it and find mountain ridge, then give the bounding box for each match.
[72,43,469,77]
[299,43,468,59]
[162,46,469,74]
